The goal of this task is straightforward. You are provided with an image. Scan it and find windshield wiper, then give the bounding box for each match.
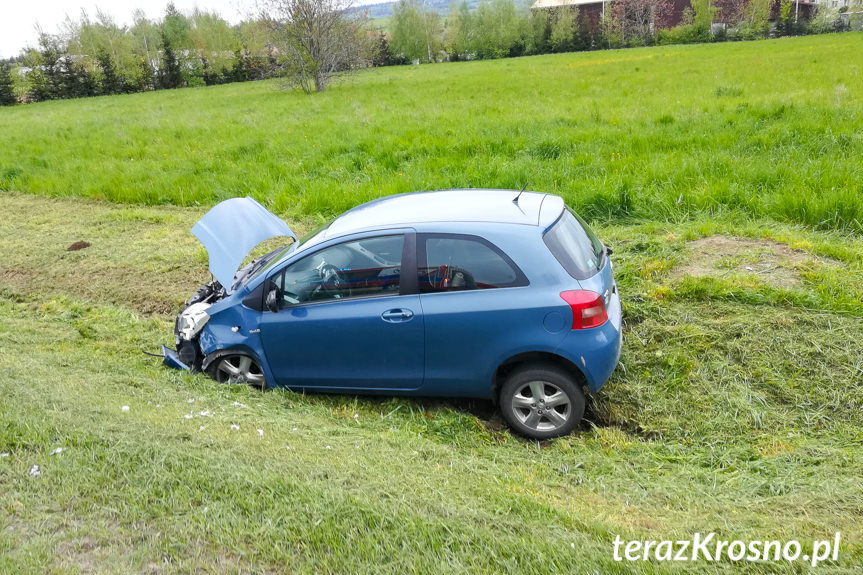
[231,246,288,290]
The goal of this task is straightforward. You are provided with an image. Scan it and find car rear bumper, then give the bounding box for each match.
[556,288,622,392]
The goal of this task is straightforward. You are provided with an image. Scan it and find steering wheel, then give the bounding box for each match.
[312,263,346,299]
[437,265,477,290]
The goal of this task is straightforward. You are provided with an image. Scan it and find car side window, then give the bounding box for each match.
[418,234,527,293]
[268,235,404,307]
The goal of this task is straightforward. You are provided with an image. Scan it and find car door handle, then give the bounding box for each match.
[381,308,414,323]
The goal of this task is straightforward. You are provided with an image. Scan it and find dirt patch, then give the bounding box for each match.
[672,235,834,290]
[67,241,91,252]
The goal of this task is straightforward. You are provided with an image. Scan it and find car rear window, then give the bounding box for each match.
[543,210,604,280]
[418,234,528,293]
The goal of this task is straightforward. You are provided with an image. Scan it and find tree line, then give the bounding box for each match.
[0,0,855,105]
[0,3,279,104]
[388,0,852,64]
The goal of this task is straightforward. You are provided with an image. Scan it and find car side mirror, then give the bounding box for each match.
[265,288,279,313]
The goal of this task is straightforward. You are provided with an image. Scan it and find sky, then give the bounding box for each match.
[0,0,389,59]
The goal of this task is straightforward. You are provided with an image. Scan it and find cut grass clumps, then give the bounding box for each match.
[1,195,862,573]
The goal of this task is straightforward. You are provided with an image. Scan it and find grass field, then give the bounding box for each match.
[1,34,863,231]
[1,34,863,574]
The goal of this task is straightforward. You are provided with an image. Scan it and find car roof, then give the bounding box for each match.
[323,189,565,239]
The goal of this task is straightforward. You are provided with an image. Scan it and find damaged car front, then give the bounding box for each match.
[163,197,297,385]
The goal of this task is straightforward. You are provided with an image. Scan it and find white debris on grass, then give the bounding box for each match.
[198,410,212,417]
[1,453,10,458]
[184,414,194,419]
[49,447,63,456]
[121,405,130,412]
[199,426,205,431]
[325,445,332,450]
[353,414,359,419]
[232,401,247,408]
[292,427,298,431]
[187,398,195,403]
[230,424,240,431]
[257,429,264,437]
[28,465,41,477]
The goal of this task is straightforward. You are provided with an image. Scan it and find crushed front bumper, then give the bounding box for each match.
[162,344,190,371]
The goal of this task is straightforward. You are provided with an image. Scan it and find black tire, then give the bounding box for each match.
[499,365,585,439]
[205,353,267,390]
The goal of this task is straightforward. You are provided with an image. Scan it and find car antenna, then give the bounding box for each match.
[512,182,529,204]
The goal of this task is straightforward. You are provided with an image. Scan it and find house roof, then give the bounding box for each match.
[531,0,606,8]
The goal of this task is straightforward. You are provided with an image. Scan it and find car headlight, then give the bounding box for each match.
[177,302,212,340]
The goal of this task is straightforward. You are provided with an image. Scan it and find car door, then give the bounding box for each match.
[417,233,532,398]
[259,231,424,391]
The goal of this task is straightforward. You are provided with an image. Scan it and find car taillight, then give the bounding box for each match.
[560,290,608,329]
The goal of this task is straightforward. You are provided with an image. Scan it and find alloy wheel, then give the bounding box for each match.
[510,380,572,433]
[213,355,266,389]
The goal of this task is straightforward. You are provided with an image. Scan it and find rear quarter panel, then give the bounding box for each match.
[415,223,582,398]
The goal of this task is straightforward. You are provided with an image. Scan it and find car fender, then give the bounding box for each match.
[488,343,582,395]
[201,345,266,372]
[200,346,276,387]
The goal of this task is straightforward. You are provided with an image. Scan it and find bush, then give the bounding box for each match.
[658,23,711,44]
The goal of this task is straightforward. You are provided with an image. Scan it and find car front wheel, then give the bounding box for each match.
[206,353,266,390]
[499,366,585,439]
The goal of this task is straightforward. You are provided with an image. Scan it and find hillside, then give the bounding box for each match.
[355,0,490,19]
[1,34,863,574]
[1,33,862,232]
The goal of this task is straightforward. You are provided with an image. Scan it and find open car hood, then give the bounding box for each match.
[191,197,296,289]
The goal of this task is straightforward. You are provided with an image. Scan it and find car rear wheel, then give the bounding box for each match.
[499,366,585,439]
[207,354,266,390]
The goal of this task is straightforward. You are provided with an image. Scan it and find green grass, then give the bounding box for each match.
[1,194,862,574]
[1,34,863,231]
[2,33,863,574]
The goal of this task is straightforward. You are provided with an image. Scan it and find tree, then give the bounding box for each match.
[691,0,716,28]
[96,49,123,94]
[130,9,160,71]
[445,1,473,60]
[59,55,98,98]
[524,8,550,54]
[611,0,674,44]
[372,32,400,66]
[740,0,771,37]
[778,0,794,34]
[549,4,577,52]
[25,34,65,102]
[0,61,17,105]
[713,0,747,26]
[162,3,192,52]
[420,9,444,61]
[189,9,241,75]
[473,0,521,59]
[260,0,373,93]
[392,0,433,62]
[231,46,253,81]
[159,32,184,89]
[135,57,157,91]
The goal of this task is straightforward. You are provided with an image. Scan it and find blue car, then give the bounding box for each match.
[166,190,622,438]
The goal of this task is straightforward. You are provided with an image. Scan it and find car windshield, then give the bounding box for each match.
[542,209,605,280]
[245,220,333,284]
